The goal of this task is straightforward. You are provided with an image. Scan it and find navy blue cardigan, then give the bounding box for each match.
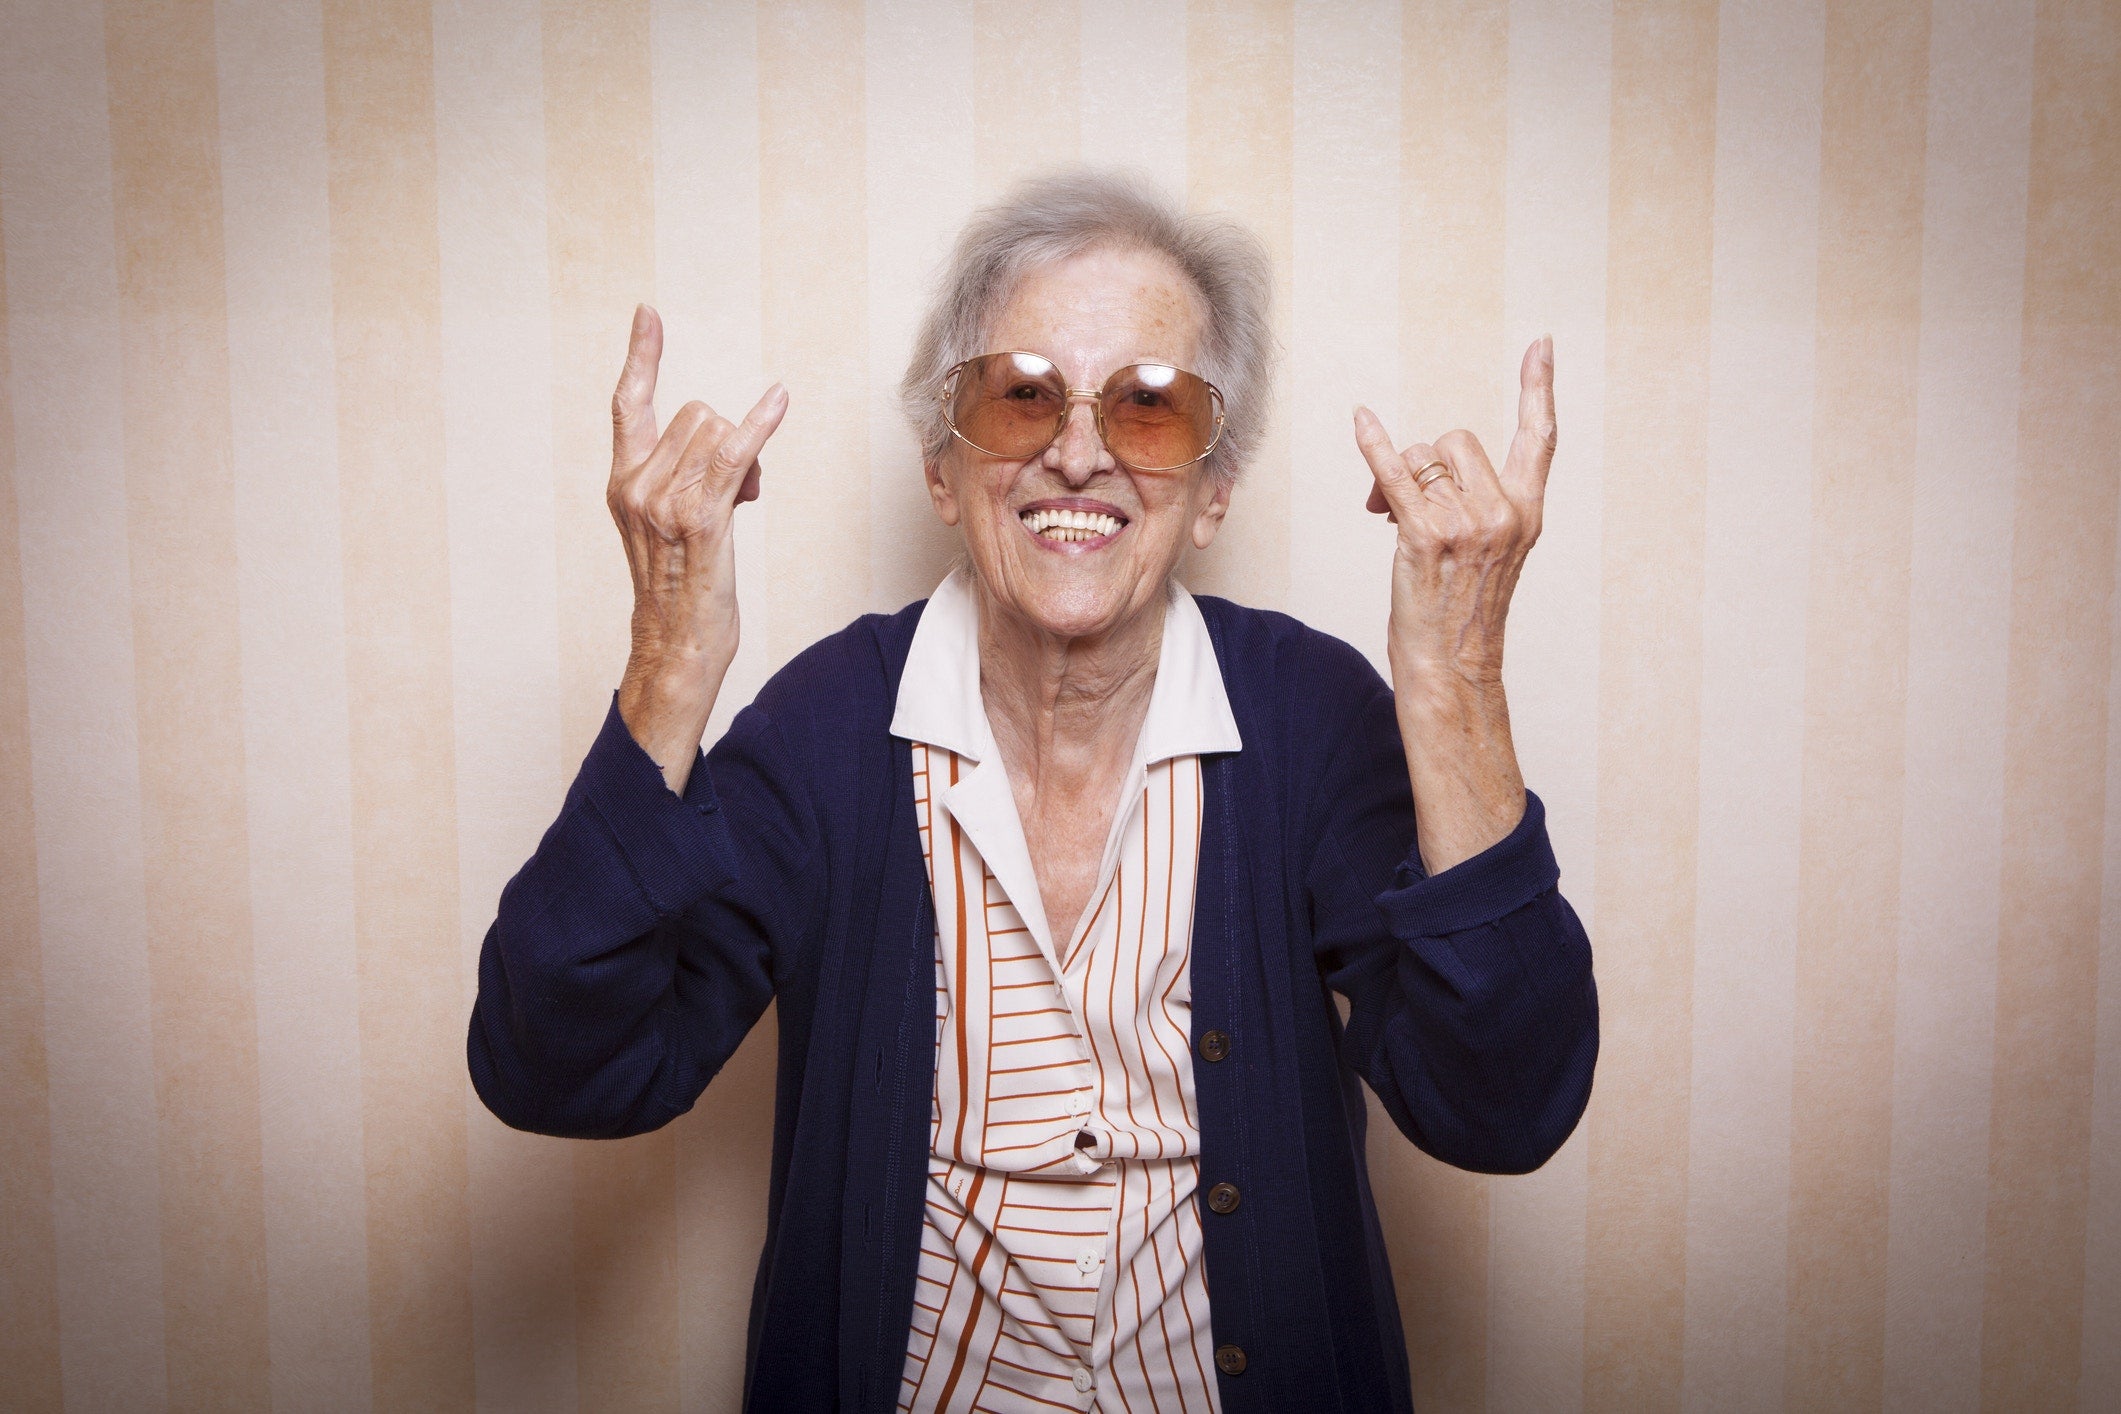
[468,595,1597,1412]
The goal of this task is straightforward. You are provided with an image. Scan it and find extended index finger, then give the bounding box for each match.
[611,303,663,473]
[1499,335,1557,501]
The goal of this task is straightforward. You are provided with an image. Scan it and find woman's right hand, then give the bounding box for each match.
[607,304,788,793]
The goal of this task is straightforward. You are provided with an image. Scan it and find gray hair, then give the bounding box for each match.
[898,169,1275,488]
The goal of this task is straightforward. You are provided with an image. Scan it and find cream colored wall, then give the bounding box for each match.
[0,0,2114,1409]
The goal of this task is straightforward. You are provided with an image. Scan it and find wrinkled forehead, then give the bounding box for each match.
[981,244,1210,379]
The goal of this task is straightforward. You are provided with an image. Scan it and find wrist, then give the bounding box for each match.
[620,647,718,716]
[1389,653,1507,716]
[618,649,723,782]
[628,608,735,685]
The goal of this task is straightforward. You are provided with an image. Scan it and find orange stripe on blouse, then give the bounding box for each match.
[899,744,1220,1414]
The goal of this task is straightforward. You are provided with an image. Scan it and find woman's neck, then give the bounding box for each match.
[973,579,1165,794]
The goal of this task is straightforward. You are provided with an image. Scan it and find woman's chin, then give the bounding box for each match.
[985,566,1157,645]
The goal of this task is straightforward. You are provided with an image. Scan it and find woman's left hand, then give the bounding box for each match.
[1354,336,1555,696]
[1350,336,1555,874]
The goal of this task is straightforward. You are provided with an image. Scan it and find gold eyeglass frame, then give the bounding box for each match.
[938,351,1227,473]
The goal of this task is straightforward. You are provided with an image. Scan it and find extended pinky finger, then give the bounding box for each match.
[709,383,790,494]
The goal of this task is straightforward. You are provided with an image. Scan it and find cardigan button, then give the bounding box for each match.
[1206,1181,1241,1215]
[1214,1343,1247,1375]
[1198,1029,1231,1062]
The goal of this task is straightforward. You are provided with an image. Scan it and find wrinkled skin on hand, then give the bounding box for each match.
[607,303,788,792]
[1352,337,1557,874]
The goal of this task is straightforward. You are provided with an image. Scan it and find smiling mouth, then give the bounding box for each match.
[1019,507,1126,544]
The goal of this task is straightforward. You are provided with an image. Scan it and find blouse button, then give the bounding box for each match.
[1198,1029,1230,1062]
[1072,1368,1094,1393]
[1206,1181,1241,1215]
[1214,1343,1247,1375]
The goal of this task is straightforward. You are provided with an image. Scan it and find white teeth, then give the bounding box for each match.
[1020,508,1122,541]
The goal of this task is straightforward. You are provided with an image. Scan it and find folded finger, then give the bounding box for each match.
[1433,428,1503,505]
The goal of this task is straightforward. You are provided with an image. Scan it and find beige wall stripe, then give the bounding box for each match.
[546,0,657,764]
[865,0,972,614]
[539,4,684,1408]
[320,0,477,1402]
[104,1,273,1405]
[1307,0,1482,1401]
[1879,2,2035,1409]
[1498,0,1610,959]
[1290,0,1401,664]
[1496,8,1612,1410]
[647,0,775,1403]
[652,0,772,743]
[1080,0,1186,195]
[1582,5,1718,1410]
[1784,1,1929,1406]
[675,1026,775,1414]
[1399,27,1518,1399]
[0,157,65,1414]
[1184,0,1292,610]
[1320,0,1492,1393]
[1680,3,1822,1407]
[0,1,171,1403]
[431,3,580,1409]
[1416,2,1586,1407]
[214,0,376,1401]
[1499,0,1612,903]
[759,0,871,660]
[974,0,1081,205]
[571,1137,679,1414]
[1980,0,2119,1404]
[1401,0,1510,439]
[2087,431,2121,1407]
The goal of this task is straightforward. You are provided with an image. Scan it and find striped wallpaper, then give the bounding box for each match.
[0,0,2113,1410]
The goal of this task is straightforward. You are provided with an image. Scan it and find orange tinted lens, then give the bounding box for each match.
[1100,364,1220,470]
[949,353,1066,458]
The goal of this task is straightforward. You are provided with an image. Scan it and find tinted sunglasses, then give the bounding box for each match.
[940,351,1225,473]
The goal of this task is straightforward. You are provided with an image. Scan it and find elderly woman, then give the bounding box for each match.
[469,172,1595,1412]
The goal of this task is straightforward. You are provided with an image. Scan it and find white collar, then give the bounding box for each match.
[888,565,1243,763]
[889,564,1241,969]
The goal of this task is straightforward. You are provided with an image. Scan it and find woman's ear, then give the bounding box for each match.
[924,457,961,527]
[1190,474,1232,550]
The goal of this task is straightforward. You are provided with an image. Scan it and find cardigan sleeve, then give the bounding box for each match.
[1307,674,1599,1175]
[466,692,816,1139]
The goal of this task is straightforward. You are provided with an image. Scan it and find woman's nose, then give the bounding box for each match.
[1047,399,1111,484]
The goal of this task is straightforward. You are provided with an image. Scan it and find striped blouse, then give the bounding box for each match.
[889,570,1242,1413]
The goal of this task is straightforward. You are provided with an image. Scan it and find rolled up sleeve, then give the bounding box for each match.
[467,693,795,1140]
[1311,683,1599,1175]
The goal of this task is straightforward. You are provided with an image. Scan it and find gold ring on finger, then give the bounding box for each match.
[1413,459,1452,490]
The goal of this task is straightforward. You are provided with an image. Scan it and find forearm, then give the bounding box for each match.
[617,629,733,795]
[1392,662,1526,876]
[1310,679,1594,1174]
